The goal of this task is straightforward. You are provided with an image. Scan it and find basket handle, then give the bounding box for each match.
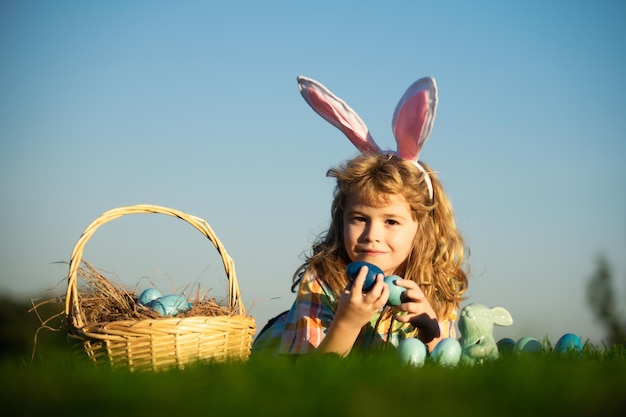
[65,204,245,329]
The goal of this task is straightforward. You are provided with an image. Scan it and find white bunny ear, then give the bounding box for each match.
[392,77,438,161]
[298,76,381,154]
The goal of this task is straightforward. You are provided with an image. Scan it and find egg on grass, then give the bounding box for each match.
[397,338,427,367]
[430,337,462,367]
[554,333,583,355]
[514,336,542,354]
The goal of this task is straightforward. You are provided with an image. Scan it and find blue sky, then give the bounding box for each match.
[1,0,624,346]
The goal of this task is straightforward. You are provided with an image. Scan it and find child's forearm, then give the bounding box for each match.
[316,320,361,356]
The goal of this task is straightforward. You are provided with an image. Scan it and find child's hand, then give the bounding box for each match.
[392,279,443,349]
[335,266,389,331]
[316,267,389,356]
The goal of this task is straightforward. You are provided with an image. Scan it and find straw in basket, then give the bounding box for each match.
[65,204,256,371]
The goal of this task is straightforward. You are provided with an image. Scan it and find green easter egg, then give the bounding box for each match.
[397,338,427,367]
[384,275,405,306]
[514,336,542,354]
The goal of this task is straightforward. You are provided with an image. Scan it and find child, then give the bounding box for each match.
[252,76,468,356]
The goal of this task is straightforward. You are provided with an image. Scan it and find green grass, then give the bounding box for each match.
[3,297,625,416]
[3,345,625,417]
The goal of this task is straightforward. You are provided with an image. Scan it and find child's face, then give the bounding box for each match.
[343,192,418,277]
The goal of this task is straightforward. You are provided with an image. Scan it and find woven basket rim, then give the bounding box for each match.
[65,204,247,331]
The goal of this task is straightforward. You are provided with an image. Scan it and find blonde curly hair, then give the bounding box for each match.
[292,153,468,320]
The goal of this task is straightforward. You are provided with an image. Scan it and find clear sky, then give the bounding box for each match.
[1,0,625,346]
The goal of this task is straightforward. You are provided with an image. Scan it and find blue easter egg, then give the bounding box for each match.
[384,275,406,306]
[346,261,383,292]
[138,288,163,306]
[148,294,192,316]
[430,337,462,367]
[514,336,542,354]
[497,337,516,355]
[554,333,582,354]
[397,338,427,367]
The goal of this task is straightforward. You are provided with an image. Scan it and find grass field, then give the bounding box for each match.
[3,342,625,417]
[2,297,624,416]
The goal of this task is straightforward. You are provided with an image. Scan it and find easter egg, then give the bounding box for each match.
[384,275,406,306]
[148,294,192,316]
[514,336,542,354]
[138,288,163,306]
[496,337,516,355]
[430,337,461,367]
[346,261,383,292]
[554,333,582,354]
[397,338,427,367]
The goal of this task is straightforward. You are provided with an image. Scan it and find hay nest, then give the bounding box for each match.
[74,260,235,325]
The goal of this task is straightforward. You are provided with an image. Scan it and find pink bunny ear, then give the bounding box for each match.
[298,76,381,154]
[392,77,438,161]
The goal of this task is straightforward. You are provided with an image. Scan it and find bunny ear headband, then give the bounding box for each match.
[297,75,438,200]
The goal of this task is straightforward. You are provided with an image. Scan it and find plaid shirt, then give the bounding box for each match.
[252,269,457,355]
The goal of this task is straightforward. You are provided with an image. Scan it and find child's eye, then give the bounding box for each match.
[386,219,399,225]
[348,215,366,223]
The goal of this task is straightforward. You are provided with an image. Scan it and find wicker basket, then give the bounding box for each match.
[65,204,256,371]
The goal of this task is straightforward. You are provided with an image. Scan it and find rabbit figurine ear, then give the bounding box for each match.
[298,76,381,154]
[392,77,438,162]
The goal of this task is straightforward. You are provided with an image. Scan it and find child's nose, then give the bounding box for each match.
[363,223,382,242]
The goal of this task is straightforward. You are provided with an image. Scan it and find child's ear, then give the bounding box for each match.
[298,76,382,154]
[392,77,438,162]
